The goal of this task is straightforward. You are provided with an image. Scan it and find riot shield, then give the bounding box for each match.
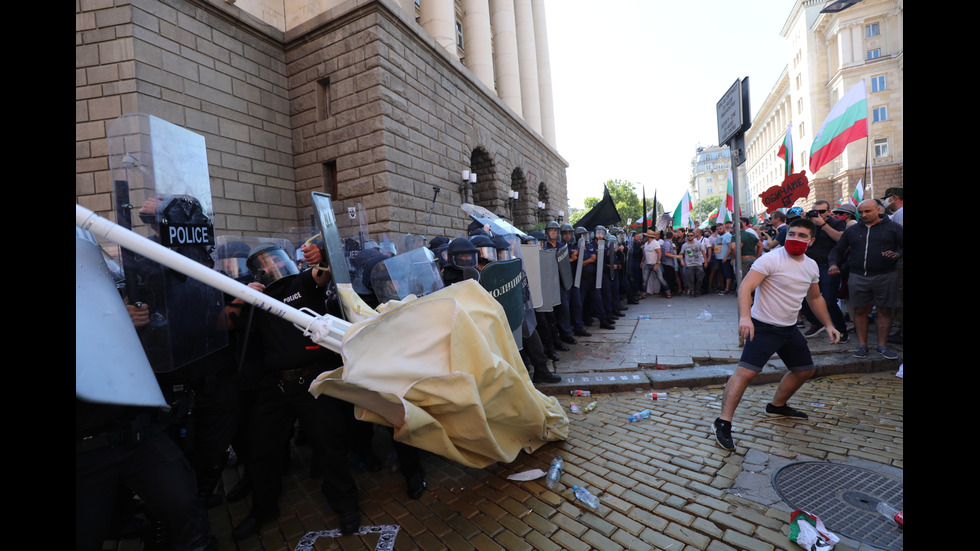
[537,248,561,312]
[108,113,227,373]
[311,192,355,291]
[596,238,605,289]
[607,236,618,279]
[76,228,167,408]
[574,235,585,288]
[478,258,525,339]
[461,203,528,237]
[399,233,426,252]
[369,247,444,304]
[556,244,573,291]
[520,243,544,309]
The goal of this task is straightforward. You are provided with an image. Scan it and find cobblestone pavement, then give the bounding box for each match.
[105,293,904,550]
[200,370,902,551]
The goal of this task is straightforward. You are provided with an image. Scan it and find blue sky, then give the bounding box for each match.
[544,0,793,214]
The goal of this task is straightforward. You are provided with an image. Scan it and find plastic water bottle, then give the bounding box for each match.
[628,409,652,422]
[645,392,668,400]
[571,485,599,510]
[876,502,903,527]
[570,390,591,397]
[545,456,563,489]
[569,402,581,413]
[583,401,598,413]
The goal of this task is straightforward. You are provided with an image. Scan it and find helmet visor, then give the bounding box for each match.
[251,248,299,286]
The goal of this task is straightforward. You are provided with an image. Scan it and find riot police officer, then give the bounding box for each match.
[232,243,362,539]
[581,226,615,330]
[542,221,576,347]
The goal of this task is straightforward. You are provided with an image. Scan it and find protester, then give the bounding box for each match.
[799,201,848,343]
[828,199,903,360]
[679,231,708,297]
[641,230,661,298]
[713,218,840,452]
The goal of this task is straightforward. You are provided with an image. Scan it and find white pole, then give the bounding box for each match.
[75,204,350,353]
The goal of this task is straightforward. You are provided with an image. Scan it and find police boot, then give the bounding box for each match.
[532,364,561,384]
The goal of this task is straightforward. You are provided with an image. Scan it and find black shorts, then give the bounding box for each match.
[738,319,814,373]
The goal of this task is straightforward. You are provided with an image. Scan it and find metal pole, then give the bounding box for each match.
[76,203,350,353]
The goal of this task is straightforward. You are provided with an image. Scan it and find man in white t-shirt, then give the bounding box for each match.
[712,218,840,452]
[641,230,661,297]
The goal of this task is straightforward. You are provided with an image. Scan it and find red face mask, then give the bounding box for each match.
[784,238,809,256]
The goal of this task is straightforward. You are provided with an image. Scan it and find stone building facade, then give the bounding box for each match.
[744,0,903,214]
[76,0,568,241]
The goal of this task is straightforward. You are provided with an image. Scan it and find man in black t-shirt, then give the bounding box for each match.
[800,200,848,342]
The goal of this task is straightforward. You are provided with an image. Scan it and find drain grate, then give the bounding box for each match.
[772,461,903,550]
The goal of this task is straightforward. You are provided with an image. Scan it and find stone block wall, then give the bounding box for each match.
[285,1,568,239]
[77,0,568,246]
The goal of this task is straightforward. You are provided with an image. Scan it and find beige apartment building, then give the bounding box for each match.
[76,0,567,239]
[745,0,903,215]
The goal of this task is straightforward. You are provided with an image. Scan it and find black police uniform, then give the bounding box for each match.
[76,401,217,551]
[241,268,359,531]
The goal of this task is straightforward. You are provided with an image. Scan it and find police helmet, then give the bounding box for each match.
[574,226,588,240]
[428,236,450,250]
[470,235,498,263]
[545,220,561,238]
[594,225,607,240]
[447,237,479,269]
[491,235,513,261]
[246,243,299,287]
[214,240,253,283]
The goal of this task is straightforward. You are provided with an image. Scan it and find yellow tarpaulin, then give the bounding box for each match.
[310,280,568,468]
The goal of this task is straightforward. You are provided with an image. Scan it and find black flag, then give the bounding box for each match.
[576,185,621,230]
[642,188,648,234]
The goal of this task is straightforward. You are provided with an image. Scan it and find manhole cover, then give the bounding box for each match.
[772,461,903,550]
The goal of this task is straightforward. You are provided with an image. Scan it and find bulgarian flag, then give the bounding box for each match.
[809,81,869,174]
[705,207,720,225]
[672,189,692,229]
[716,169,735,224]
[777,121,794,175]
[850,178,864,205]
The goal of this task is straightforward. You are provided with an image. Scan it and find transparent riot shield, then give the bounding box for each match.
[326,201,370,293]
[596,238,605,289]
[369,247,444,305]
[311,192,355,289]
[574,235,586,288]
[462,203,528,238]
[538,248,561,311]
[520,243,544,309]
[555,244,573,291]
[108,113,227,373]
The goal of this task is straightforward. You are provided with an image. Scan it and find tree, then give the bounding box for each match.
[692,195,722,226]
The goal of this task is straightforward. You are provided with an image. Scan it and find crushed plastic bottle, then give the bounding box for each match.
[569,402,581,413]
[545,456,563,489]
[571,485,599,510]
[582,401,598,413]
[628,409,652,422]
[696,309,712,321]
[645,392,668,400]
[569,390,592,397]
[876,501,903,528]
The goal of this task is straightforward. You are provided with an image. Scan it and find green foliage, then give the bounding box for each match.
[692,195,722,225]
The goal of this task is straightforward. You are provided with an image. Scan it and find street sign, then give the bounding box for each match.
[717,77,751,147]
